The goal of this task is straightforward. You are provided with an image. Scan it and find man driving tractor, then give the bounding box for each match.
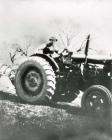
[43,37,73,63]
[43,37,58,55]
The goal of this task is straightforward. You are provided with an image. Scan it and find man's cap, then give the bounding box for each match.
[49,37,58,42]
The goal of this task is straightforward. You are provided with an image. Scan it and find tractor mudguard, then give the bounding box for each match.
[31,53,59,72]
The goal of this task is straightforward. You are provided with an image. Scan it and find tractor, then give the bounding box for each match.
[14,34,112,115]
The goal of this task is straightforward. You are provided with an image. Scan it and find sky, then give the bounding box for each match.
[0,0,112,63]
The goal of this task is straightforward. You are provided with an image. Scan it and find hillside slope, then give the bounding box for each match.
[0,76,111,140]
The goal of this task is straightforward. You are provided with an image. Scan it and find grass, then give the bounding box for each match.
[0,99,112,140]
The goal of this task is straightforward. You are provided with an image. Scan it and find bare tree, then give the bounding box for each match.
[58,28,79,49]
[9,42,31,64]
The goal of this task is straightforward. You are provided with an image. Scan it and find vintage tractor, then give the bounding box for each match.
[14,35,112,115]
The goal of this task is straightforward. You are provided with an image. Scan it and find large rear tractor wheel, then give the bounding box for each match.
[15,57,56,104]
[81,85,112,116]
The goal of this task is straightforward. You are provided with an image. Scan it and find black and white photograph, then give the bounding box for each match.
[0,0,112,140]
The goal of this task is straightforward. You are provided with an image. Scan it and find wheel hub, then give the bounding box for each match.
[24,70,42,94]
[86,91,106,112]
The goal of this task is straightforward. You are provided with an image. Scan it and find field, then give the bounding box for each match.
[0,76,111,140]
[0,0,112,140]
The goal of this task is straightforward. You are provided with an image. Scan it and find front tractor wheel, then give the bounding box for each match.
[15,57,56,104]
[81,85,112,116]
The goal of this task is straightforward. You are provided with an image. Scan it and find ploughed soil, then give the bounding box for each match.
[0,76,112,140]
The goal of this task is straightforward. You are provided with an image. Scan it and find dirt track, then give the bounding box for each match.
[0,76,111,140]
